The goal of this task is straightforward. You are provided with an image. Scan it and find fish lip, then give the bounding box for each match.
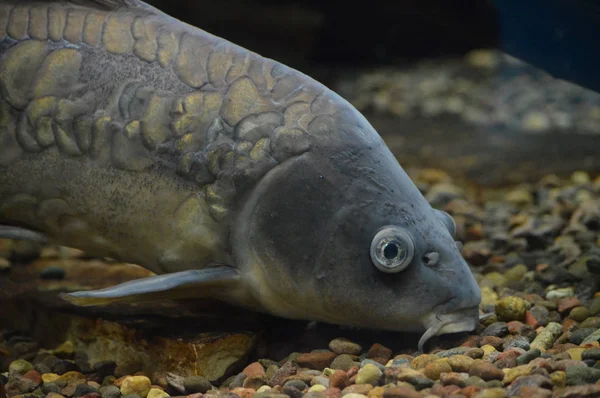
[418,305,480,352]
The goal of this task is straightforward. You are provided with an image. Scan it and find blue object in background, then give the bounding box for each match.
[489,0,600,93]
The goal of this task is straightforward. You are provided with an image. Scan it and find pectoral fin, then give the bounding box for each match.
[60,266,240,306]
[0,225,48,243]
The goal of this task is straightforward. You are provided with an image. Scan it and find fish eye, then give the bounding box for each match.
[435,209,456,237]
[370,226,415,273]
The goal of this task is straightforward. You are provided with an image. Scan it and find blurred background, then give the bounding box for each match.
[144,0,600,187]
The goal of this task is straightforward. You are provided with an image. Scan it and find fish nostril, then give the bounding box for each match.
[422,252,440,267]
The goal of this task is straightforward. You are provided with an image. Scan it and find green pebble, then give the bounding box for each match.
[516,349,541,366]
[504,264,528,281]
[9,359,34,375]
[570,306,591,322]
[589,298,600,316]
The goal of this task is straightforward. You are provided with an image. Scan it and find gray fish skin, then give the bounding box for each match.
[0,0,481,348]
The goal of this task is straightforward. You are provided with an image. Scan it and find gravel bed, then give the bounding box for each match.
[4,168,600,397]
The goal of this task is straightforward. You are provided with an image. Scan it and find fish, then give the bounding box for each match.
[0,0,481,350]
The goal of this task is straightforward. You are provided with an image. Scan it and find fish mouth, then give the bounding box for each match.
[418,305,480,352]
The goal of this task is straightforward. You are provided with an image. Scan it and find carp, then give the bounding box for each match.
[0,0,481,350]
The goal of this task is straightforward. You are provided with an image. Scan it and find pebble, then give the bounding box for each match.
[359,360,385,372]
[330,355,357,371]
[582,347,600,360]
[381,386,422,398]
[146,388,169,398]
[382,367,433,389]
[423,360,451,380]
[297,352,337,371]
[329,339,362,356]
[569,306,590,322]
[446,355,474,373]
[119,376,151,398]
[472,387,507,398]
[99,385,121,398]
[366,344,392,364]
[495,296,527,322]
[355,364,382,385]
[516,349,542,365]
[565,365,600,385]
[284,379,308,391]
[481,323,509,338]
[581,328,600,345]
[468,360,505,381]
[9,359,34,375]
[530,322,563,351]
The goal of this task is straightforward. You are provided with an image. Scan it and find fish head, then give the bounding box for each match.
[234,104,481,350]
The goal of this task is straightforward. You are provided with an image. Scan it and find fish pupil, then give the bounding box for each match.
[383,242,399,259]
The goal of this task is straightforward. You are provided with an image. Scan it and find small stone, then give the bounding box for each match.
[506,374,551,397]
[569,328,597,345]
[120,376,151,398]
[330,355,357,371]
[569,306,590,322]
[341,384,373,396]
[410,355,438,370]
[437,347,484,359]
[516,349,542,366]
[284,379,308,391]
[423,360,451,380]
[355,364,382,385]
[530,322,562,351]
[446,355,474,373]
[582,328,600,345]
[553,384,600,397]
[311,376,329,387]
[480,323,509,338]
[297,352,337,371]
[546,288,575,300]
[366,344,392,364]
[503,335,530,351]
[582,347,600,360]
[558,297,582,314]
[9,359,34,375]
[360,360,385,372]
[565,365,600,385]
[146,388,169,398]
[381,386,422,398]
[518,386,551,398]
[43,382,61,395]
[472,387,507,398]
[329,339,362,356]
[479,336,503,350]
[528,306,550,328]
[243,376,266,390]
[440,372,469,387]
[468,360,504,381]
[99,385,121,398]
[242,362,265,378]
[342,394,368,398]
[495,296,527,322]
[329,370,348,390]
[308,384,327,393]
[381,367,428,389]
[74,384,98,398]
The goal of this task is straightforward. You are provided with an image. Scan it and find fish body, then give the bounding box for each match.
[0,0,481,349]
